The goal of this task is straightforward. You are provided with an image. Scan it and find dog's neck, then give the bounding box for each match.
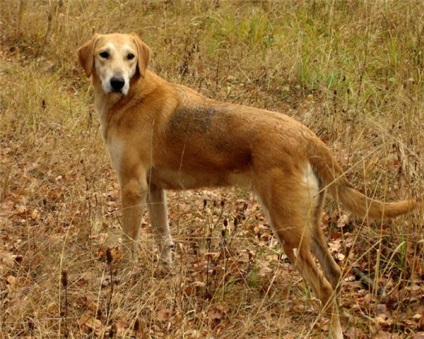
[93,70,160,138]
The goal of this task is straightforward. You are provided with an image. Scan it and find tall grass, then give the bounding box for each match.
[0,0,423,337]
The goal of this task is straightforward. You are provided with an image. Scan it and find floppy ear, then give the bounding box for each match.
[77,34,99,77]
[130,33,150,78]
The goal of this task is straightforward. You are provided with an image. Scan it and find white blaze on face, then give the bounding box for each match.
[95,42,137,95]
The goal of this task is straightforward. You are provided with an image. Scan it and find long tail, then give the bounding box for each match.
[307,139,418,219]
[333,184,417,219]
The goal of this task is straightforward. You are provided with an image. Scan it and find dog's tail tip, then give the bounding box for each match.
[338,188,419,220]
[383,199,422,218]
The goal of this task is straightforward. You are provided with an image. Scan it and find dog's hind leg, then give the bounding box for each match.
[148,184,174,264]
[254,170,343,338]
[284,243,342,338]
[310,189,342,291]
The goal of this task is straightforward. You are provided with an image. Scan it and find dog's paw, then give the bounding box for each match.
[159,242,175,266]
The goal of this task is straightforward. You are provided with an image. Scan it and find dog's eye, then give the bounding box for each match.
[99,51,109,59]
[127,53,135,60]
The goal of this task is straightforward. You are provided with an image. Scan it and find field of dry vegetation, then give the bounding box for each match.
[1,0,424,338]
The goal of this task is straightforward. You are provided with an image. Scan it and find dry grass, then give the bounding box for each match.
[0,0,423,338]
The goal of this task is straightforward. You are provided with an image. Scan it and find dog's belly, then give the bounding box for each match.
[149,167,252,190]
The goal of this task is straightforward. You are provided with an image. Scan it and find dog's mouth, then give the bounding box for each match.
[112,88,124,94]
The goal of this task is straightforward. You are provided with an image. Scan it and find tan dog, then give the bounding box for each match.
[78,33,417,338]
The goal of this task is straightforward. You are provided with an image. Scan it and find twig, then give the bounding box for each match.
[352,267,386,298]
[61,270,69,338]
[105,248,114,326]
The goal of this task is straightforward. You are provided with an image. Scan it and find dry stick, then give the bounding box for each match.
[105,248,114,327]
[205,212,213,300]
[17,0,25,35]
[1,165,11,200]
[213,201,227,296]
[375,176,390,299]
[352,267,386,298]
[351,21,369,139]
[27,317,35,338]
[204,199,224,299]
[133,318,140,339]
[37,11,53,58]
[61,271,69,338]
[220,217,231,301]
[204,199,213,299]
[381,241,406,295]
[80,159,94,258]
[0,283,6,332]
[58,226,71,337]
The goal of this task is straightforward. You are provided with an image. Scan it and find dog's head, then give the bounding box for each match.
[77,33,150,95]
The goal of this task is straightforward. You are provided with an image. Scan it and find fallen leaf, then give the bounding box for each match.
[374,330,402,339]
[345,327,364,338]
[78,312,104,336]
[376,303,388,317]
[6,276,16,290]
[157,309,172,322]
[337,213,350,228]
[0,251,18,268]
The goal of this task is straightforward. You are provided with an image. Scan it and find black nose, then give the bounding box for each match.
[110,77,125,92]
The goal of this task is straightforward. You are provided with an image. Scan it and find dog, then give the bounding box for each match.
[78,33,418,338]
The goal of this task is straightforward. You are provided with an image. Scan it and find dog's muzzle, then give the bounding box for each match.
[110,76,126,93]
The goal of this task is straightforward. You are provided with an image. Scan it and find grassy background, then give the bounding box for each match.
[0,0,423,337]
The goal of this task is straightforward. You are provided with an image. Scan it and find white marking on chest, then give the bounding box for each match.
[106,138,124,174]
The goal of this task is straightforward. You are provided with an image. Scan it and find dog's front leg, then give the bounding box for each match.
[148,184,174,265]
[120,175,148,263]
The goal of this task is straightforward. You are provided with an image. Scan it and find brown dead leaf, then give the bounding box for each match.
[337,213,350,228]
[420,314,424,331]
[258,262,273,277]
[78,312,105,336]
[0,200,14,217]
[208,308,222,322]
[374,330,402,339]
[151,324,164,337]
[406,284,422,292]
[344,326,364,338]
[15,204,27,216]
[413,313,422,321]
[6,275,16,290]
[156,308,172,322]
[30,208,40,220]
[184,329,201,338]
[204,252,220,261]
[329,238,342,253]
[47,302,58,314]
[0,251,18,268]
[113,319,128,337]
[207,303,229,328]
[376,303,388,317]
